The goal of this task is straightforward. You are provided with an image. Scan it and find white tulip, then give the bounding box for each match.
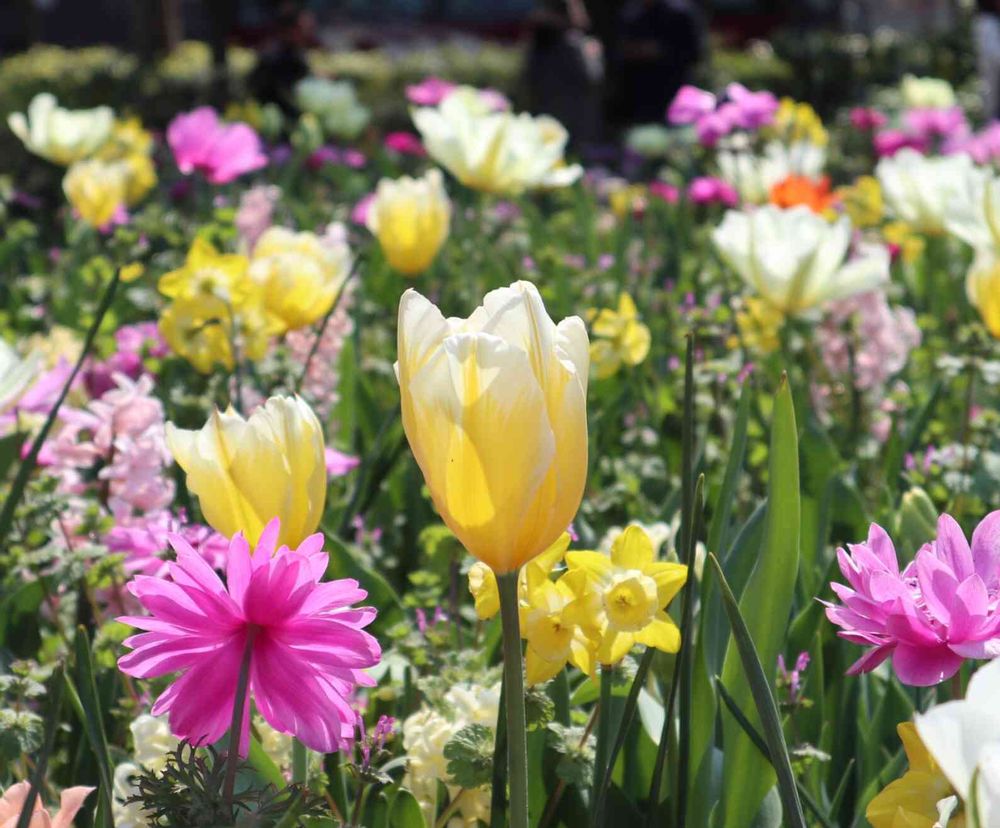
[8,93,113,165]
[877,149,976,234]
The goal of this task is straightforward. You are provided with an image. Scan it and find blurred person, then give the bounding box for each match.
[249,0,317,114]
[977,0,1000,119]
[618,0,703,123]
[523,0,604,148]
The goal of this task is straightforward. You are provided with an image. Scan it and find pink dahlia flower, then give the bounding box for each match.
[118,518,381,754]
[166,107,267,185]
[825,513,1000,686]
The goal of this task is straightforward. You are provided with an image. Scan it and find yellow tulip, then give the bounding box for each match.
[367,168,451,276]
[588,292,651,379]
[62,159,127,228]
[565,526,687,666]
[967,260,1000,338]
[397,281,589,574]
[249,226,352,330]
[165,395,327,546]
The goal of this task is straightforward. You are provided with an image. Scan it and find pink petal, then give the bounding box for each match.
[892,643,964,686]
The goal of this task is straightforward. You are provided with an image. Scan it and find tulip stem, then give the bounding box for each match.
[497,570,529,828]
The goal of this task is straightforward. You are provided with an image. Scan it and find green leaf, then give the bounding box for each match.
[389,788,426,828]
[708,379,752,557]
[16,665,65,828]
[444,723,495,789]
[718,376,801,828]
[323,534,405,637]
[710,555,806,828]
[247,733,285,790]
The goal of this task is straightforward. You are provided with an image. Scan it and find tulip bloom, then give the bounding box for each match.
[165,395,326,547]
[396,281,588,573]
[8,93,113,165]
[366,169,452,276]
[62,159,128,229]
[876,148,974,233]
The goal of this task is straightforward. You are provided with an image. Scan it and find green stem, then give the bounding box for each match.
[223,627,257,808]
[292,739,308,785]
[497,570,529,828]
[593,665,612,818]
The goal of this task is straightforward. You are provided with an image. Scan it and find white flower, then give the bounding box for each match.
[8,93,113,165]
[294,77,370,140]
[916,658,1000,826]
[876,148,976,234]
[900,74,956,109]
[716,140,826,203]
[112,714,177,827]
[713,205,889,315]
[411,86,582,195]
[0,341,40,415]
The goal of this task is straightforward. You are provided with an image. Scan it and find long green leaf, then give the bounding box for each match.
[718,377,800,827]
[17,665,65,828]
[707,379,752,556]
[709,555,805,828]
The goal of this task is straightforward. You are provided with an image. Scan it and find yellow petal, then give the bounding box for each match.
[634,613,681,654]
[610,526,655,569]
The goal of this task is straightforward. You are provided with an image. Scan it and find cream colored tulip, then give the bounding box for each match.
[367,168,451,275]
[9,93,113,165]
[248,226,351,331]
[877,148,975,234]
[411,86,582,195]
[713,205,889,315]
[396,281,589,573]
[165,395,326,546]
[900,74,956,109]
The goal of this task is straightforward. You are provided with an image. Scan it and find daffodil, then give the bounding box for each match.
[158,238,256,307]
[367,169,451,276]
[468,534,572,621]
[866,723,965,828]
[564,526,687,666]
[838,175,884,228]
[735,296,784,355]
[165,395,327,546]
[588,293,651,379]
[249,226,352,331]
[883,221,926,264]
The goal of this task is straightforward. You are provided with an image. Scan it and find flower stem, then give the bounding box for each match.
[593,664,612,815]
[292,739,308,785]
[223,627,257,808]
[497,570,529,828]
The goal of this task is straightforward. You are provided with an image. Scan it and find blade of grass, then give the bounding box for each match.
[17,664,65,828]
[708,554,806,828]
[707,379,751,556]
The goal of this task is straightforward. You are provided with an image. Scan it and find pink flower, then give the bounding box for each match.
[873,129,928,158]
[904,106,968,140]
[825,513,1000,686]
[326,447,360,477]
[648,181,679,204]
[167,107,267,185]
[849,107,888,131]
[688,176,738,207]
[118,518,382,755]
[406,77,457,106]
[0,781,94,828]
[667,84,716,125]
[725,83,779,130]
[235,185,280,252]
[694,103,738,147]
[351,192,375,226]
[384,131,426,157]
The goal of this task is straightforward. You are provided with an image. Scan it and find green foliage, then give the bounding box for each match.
[443,724,495,789]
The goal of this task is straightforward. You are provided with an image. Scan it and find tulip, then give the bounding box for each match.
[249,226,352,330]
[876,148,975,234]
[62,158,128,229]
[165,395,326,546]
[8,93,113,165]
[366,169,451,276]
[713,204,889,315]
[411,87,581,195]
[968,260,1000,338]
[900,74,956,109]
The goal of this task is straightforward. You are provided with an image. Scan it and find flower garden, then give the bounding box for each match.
[0,36,999,828]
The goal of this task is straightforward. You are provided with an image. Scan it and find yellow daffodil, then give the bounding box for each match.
[119,263,145,283]
[967,260,1000,338]
[165,395,326,546]
[588,292,651,379]
[468,534,571,621]
[883,221,926,264]
[735,296,784,355]
[159,238,256,307]
[396,281,589,573]
[564,526,687,666]
[866,723,964,828]
[249,226,352,331]
[366,169,451,276]
[62,158,127,228]
[838,176,884,228]
[8,92,113,165]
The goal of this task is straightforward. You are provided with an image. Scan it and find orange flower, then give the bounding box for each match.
[769,175,838,215]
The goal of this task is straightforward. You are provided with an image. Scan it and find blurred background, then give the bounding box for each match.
[0,0,980,156]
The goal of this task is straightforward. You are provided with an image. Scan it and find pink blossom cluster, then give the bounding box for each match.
[872,106,969,158]
[825,513,1000,686]
[405,76,509,111]
[235,185,281,252]
[667,83,779,147]
[946,120,1000,164]
[307,145,367,171]
[167,107,268,185]
[687,176,739,206]
[86,322,168,397]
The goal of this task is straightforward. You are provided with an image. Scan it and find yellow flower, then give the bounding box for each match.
[900,74,956,109]
[119,262,145,283]
[967,260,1000,338]
[564,526,687,666]
[736,297,784,355]
[866,722,964,828]
[95,118,157,205]
[367,169,451,276]
[249,226,352,331]
[121,152,157,205]
[396,281,589,573]
[468,534,571,621]
[769,98,828,147]
[608,183,647,220]
[158,292,273,374]
[838,176,884,228]
[165,395,326,546]
[62,158,127,228]
[588,293,651,379]
[8,92,113,165]
[883,221,926,264]
[159,238,256,307]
